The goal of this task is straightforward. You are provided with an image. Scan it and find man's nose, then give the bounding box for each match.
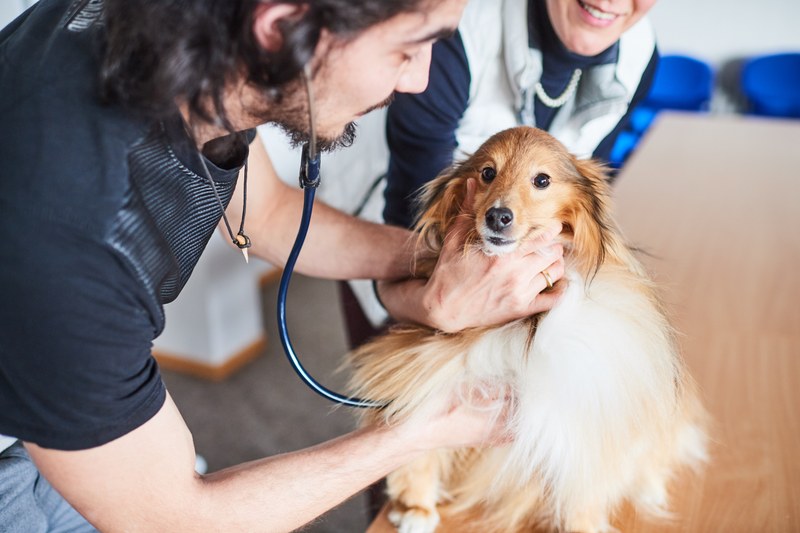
[395,46,432,94]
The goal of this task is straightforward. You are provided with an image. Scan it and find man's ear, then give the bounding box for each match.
[252,3,308,52]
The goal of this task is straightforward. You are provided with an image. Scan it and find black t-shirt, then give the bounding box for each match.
[0,0,254,450]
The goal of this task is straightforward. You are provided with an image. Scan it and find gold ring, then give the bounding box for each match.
[542,268,554,289]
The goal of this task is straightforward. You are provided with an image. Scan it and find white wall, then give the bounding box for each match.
[649,0,800,65]
[644,0,800,112]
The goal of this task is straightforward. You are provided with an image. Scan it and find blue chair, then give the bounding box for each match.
[741,53,800,118]
[608,130,639,169]
[630,54,715,133]
[611,54,714,168]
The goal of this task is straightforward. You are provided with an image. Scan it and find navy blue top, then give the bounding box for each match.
[383,0,658,228]
[0,0,253,450]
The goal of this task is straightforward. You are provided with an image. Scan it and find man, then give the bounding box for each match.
[0,0,564,531]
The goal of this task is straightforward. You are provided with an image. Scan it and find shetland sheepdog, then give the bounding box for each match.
[347,126,708,533]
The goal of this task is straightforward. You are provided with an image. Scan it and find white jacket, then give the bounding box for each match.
[456,0,656,159]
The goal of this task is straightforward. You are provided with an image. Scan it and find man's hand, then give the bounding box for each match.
[388,382,516,455]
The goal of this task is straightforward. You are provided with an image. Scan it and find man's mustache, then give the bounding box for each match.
[360,93,395,116]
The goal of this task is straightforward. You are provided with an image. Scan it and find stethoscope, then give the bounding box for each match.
[276,67,384,409]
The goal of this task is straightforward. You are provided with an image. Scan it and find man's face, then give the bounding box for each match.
[266,0,467,150]
[546,0,657,56]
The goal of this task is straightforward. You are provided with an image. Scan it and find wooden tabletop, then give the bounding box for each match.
[367,113,800,532]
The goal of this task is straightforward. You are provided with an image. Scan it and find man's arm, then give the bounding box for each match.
[26,392,508,532]
[229,138,565,332]
[228,137,416,282]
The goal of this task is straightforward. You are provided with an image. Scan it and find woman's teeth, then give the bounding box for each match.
[580,1,618,20]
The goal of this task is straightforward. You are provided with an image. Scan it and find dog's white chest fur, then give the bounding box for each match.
[457,268,706,527]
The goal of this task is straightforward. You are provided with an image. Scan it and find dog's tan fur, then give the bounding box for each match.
[347,127,708,533]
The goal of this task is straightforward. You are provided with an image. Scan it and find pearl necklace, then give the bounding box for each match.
[534,68,582,108]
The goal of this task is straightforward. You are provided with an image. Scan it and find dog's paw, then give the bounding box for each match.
[636,481,669,515]
[388,506,440,533]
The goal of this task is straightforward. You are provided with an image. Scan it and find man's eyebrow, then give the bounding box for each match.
[404,27,456,45]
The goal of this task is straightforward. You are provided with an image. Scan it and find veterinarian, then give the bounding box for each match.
[0,0,567,531]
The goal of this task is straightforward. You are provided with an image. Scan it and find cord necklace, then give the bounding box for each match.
[197,143,252,263]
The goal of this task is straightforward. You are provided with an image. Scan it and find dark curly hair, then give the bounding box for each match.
[98,0,425,130]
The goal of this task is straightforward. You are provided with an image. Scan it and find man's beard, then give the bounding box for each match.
[277,119,358,153]
[245,81,394,153]
[272,93,394,153]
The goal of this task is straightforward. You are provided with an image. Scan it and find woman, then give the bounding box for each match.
[383,0,659,228]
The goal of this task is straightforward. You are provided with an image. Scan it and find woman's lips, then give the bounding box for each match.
[577,0,624,27]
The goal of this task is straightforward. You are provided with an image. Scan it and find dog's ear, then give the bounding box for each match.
[412,166,468,250]
[564,157,615,278]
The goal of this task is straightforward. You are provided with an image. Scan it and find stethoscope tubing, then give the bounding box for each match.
[276,148,385,409]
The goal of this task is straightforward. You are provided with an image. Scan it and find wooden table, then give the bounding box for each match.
[368,113,800,532]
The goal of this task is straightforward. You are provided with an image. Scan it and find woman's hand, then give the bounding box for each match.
[378,179,565,332]
[420,178,565,332]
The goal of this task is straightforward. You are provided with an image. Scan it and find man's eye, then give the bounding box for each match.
[532,173,551,189]
[481,167,496,182]
[401,48,421,62]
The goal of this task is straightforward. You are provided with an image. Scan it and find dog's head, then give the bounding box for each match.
[414,126,620,278]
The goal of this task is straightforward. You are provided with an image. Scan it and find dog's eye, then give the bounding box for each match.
[481,167,496,182]
[532,173,551,189]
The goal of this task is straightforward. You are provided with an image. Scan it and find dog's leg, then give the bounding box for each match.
[632,467,671,517]
[386,451,448,533]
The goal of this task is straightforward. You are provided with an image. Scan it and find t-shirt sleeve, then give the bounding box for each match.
[593,48,660,164]
[383,30,471,229]
[0,214,166,450]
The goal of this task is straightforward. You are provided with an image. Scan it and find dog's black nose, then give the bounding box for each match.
[485,207,514,232]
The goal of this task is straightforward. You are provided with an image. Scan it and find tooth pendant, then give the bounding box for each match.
[234,233,251,264]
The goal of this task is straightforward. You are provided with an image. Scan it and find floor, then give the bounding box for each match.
[161,275,372,533]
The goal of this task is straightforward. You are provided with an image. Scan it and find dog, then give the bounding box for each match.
[347,126,708,533]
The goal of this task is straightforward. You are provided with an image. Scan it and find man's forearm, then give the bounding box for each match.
[294,196,417,280]
[376,278,431,327]
[29,392,505,533]
[232,137,417,282]
[27,396,425,533]
[247,185,416,280]
[198,424,421,532]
